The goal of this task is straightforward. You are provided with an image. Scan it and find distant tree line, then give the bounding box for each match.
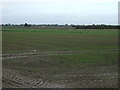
[73,24,119,29]
[1,23,119,29]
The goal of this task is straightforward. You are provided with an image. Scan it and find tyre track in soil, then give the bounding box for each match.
[2,49,119,60]
[2,69,65,88]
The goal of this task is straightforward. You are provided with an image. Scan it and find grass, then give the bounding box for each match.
[2,26,118,88]
[2,27,118,54]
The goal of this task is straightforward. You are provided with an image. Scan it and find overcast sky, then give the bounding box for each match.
[1,0,119,25]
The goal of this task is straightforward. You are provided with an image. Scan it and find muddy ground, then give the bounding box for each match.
[2,49,118,88]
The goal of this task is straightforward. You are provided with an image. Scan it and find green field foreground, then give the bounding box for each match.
[2,27,118,88]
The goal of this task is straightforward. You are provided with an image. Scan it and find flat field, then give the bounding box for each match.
[2,26,118,88]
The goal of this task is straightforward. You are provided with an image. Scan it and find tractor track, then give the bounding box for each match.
[3,69,65,88]
[2,49,119,60]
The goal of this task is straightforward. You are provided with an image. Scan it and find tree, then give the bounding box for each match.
[24,23,28,27]
[24,23,31,27]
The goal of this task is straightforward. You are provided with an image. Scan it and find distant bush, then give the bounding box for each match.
[24,23,31,27]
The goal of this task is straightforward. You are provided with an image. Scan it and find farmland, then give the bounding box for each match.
[2,26,118,88]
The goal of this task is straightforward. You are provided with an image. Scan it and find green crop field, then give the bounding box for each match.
[2,26,118,88]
